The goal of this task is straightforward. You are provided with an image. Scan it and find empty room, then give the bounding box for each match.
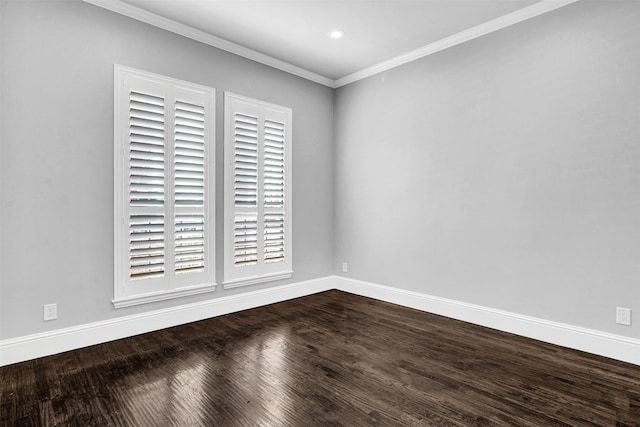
[1,0,639,425]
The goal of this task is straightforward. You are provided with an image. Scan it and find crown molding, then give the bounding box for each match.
[84,0,579,90]
[82,0,335,88]
[333,0,580,88]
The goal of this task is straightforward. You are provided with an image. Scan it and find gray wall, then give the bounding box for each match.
[3,0,639,343]
[0,0,334,339]
[334,0,640,337]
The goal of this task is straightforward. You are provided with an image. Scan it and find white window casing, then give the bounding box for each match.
[114,65,216,308]
[223,92,292,288]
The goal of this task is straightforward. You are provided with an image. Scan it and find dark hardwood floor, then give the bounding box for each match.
[2,290,640,426]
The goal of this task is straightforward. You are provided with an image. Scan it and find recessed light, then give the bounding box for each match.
[328,29,345,40]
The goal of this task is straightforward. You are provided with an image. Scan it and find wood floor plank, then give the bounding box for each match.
[2,290,640,426]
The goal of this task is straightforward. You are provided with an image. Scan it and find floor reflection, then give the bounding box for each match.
[121,353,208,426]
[220,325,294,426]
[111,324,295,426]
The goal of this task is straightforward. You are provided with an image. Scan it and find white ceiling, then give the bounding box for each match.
[91,0,577,86]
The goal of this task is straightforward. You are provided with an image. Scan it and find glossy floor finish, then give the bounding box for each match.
[2,290,640,426]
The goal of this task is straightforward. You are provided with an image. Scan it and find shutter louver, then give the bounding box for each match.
[263,119,285,264]
[129,214,165,279]
[234,214,258,266]
[129,91,165,207]
[174,100,206,275]
[264,213,285,263]
[263,120,285,207]
[175,101,205,207]
[234,113,259,207]
[175,214,205,274]
[233,112,259,269]
[128,91,165,280]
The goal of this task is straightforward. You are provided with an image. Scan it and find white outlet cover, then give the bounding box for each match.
[44,303,57,321]
[616,307,631,326]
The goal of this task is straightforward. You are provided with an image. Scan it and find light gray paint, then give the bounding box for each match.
[2,0,639,345]
[0,0,334,339]
[334,0,640,337]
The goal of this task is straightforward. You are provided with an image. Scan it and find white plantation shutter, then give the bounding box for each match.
[234,214,258,266]
[224,93,292,288]
[232,107,260,268]
[114,65,215,307]
[263,119,286,264]
[128,89,166,284]
[172,88,211,288]
[233,113,259,208]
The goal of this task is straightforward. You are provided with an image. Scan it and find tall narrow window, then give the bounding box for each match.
[114,65,215,307]
[223,93,292,288]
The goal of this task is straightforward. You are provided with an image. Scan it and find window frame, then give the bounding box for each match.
[223,92,293,288]
[113,64,216,308]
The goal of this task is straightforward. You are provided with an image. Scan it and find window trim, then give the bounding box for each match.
[113,64,216,308]
[223,92,293,288]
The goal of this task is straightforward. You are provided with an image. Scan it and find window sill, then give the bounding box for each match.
[223,271,293,290]
[112,283,217,308]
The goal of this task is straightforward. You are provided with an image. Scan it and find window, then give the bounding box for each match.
[223,93,292,288]
[113,65,215,307]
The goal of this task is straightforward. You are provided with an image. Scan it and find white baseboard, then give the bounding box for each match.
[3,275,638,367]
[334,276,640,366]
[0,276,334,366]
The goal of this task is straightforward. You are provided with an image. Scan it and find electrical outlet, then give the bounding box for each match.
[342,262,348,273]
[616,307,631,326]
[44,303,57,321]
